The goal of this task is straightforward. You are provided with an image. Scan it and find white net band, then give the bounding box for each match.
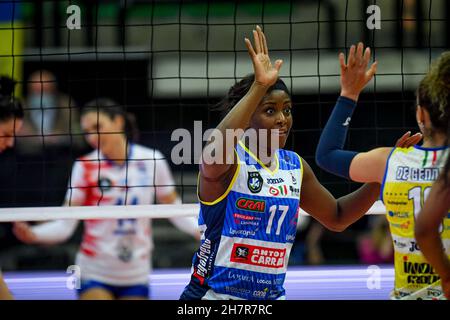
[0,200,386,222]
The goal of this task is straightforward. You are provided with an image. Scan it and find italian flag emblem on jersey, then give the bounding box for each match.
[422,150,438,167]
[269,185,288,196]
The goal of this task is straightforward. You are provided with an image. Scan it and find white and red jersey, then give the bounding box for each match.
[65,144,175,285]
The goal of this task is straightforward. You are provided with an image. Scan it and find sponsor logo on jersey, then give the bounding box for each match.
[193,239,212,285]
[252,288,269,298]
[114,218,137,235]
[235,197,266,213]
[395,166,440,181]
[286,234,296,242]
[137,161,146,173]
[388,211,409,218]
[409,241,420,253]
[233,213,261,227]
[427,288,443,298]
[227,271,254,283]
[234,246,249,258]
[390,221,411,230]
[406,274,440,285]
[279,154,296,168]
[269,185,288,196]
[266,177,284,184]
[230,243,286,268]
[225,286,251,296]
[393,239,408,249]
[98,177,113,191]
[229,228,256,237]
[289,171,297,185]
[247,172,263,193]
[289,208,300,226]
[342,117,351,127]
[256,278,272,285]
[403,257,440,285]
[233,213,261,222]
[116,237,133,262]
[394,290,410,299]
[289,185,300,197]
[386,200,408,206]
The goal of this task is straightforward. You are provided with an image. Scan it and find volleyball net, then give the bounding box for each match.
[0,0,448,269]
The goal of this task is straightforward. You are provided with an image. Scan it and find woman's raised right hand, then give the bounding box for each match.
[245,25,283,88]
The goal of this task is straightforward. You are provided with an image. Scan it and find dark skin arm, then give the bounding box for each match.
[300,158,380,232]
[199,26,283,202]
[415,175,450,299]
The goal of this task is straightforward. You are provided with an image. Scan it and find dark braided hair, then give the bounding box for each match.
[82,98,139,143]
[420,52,450,185]
[212,74,290,118]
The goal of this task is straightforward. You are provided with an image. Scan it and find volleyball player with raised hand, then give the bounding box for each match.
[0,76,24,300]
[180,26,406,300]
[316,45,449,299]
[13,98,199,300]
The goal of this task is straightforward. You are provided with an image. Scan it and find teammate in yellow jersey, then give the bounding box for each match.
[316,46,450,299]
[0,77,24,299]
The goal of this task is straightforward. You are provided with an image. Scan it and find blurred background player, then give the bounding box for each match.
[357,215,394,265]
[0,76,24,299]
[17,69,85,155]
[13,98,199,300]
[316,44,449,299]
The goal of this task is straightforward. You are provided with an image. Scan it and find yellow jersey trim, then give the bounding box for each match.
[197,149,241,206]
[238,140,279,176]
[295,153,304,201]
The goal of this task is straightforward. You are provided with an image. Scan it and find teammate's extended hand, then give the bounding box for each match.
[244,25,283,88]
[339,42,377,101]
[12,222,37,244]
[395,131,422,148]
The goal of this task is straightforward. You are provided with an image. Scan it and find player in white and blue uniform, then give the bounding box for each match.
[181,26,383,300]
[13,98,199,300]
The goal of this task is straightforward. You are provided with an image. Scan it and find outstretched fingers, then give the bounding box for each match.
[366,60,378,79]
[253,28,261,54]
[363,47,371,67]
[396,131,411,147]
[339,52,346,73]
[257,25,268,55]
[356,42,364,65]
[274,59,283,71]
[347,45,356,67]
[406,132,423,146]
[395,131,422,148]
[245,37,256,58]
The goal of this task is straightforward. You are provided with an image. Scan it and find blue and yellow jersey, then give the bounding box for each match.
[381,145,450,299]
[182,140,303,300]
